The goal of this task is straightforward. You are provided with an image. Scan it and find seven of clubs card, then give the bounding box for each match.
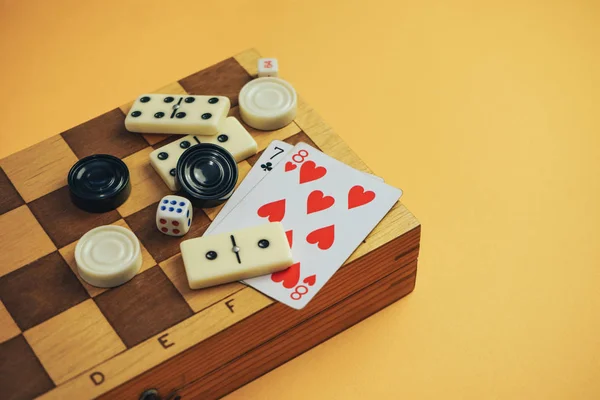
[206,140,293,234]
[209,142,402,309]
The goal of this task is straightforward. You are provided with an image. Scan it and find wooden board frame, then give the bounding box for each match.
[0,48,420,400]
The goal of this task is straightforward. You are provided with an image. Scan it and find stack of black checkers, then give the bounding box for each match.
[68,154,131,213]
[176,143,238,208]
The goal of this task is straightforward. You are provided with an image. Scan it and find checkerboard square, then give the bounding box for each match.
[117,147,171,217]
[0,205,56,277]
[233,48,260,77]
[61,108,148,159]
[0,335,55,400]
[0,167,24,215]
[59,219,157,298]
[94,266,192,348]
[0,300,20,343]
[160,254,243,313]
[179,58,251,107]
[125,201,212,263]
[28,186,120,249]
[24,299,126,385]
[0,252,88,331]
[227,106,301,151]
[0,136,78,203]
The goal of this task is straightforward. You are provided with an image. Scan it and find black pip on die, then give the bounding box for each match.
[156,195,193,236]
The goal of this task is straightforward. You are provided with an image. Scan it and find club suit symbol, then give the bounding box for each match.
[261,162,273,171]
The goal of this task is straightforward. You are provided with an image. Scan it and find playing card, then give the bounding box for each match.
[205,140,293,234]
[207,141,384,235]
[209,142,402,309]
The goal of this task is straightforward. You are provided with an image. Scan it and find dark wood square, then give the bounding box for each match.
[61,108,148,159]
[0,167,24,215]
[245,130,319,167]
[0,335,55,400]
[94,266,192,348]
[179,58,252,107]
[125,201,212,263]
[28,186,120,248]
[0,252,89,331]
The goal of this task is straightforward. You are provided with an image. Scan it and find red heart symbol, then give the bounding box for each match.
[348,185,376,209]
[257,199,286,222]
[299,161,327,184]
[271,262,300,289]
[306,225,335,250]
[285,230,293,248]
[284,162,297,172]
[303,275,316,286]
[307,190,335,214]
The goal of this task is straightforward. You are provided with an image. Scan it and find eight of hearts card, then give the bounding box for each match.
[205,140,384,236]
[205,140,294,234]
[208,142,403,309]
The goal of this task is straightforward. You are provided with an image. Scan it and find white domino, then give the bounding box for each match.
[257,58,279,77]
[149,116,257,191]
[180,222,293,289]
[125,94,230,136]
[238,77,297,131]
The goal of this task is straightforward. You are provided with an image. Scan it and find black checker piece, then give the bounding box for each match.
[68,154,131,213]
[176,144,238,208]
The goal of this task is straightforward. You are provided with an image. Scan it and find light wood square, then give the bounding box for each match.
[0,136,78,203]
[160,254,244,313]
[24,298,126,385]
[203,160,252,221]
[117,147,171,217]
[0,206,56,277]
[233,48,261,77]
[59,219,156,297]
[119,81,188,146]
[0,300,21,343]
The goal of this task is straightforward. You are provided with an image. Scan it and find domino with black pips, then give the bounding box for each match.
[125,94,230,135]
[180,222,293,289]
[149,116,257,191]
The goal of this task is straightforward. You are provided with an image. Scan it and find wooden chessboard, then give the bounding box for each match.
[0,49,420,400]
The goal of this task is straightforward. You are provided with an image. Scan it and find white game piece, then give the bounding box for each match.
[149,117,257,191]
[180,222,293,289]
[75,225,142,288]
[156,195,193,236]
[257,58,279,78]
[238,77,297,131]
[125,94,230,136]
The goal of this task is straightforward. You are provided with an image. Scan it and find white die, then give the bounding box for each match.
[156,195,193,236]
[257,58,279,77]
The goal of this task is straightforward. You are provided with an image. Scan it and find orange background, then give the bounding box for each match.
[1,0,599,398]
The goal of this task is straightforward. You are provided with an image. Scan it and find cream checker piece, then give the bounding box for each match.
[238,77,297,131]
[180,222,293,289]
[75,225,142,288]
[149,116,257,191]
[125,94,230,135]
